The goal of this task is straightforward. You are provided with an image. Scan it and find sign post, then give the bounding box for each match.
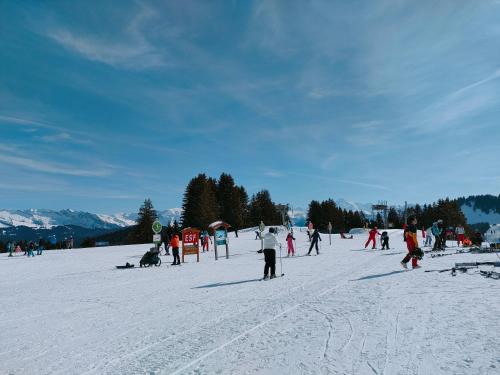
[152,220,162,250]
[182,228,200,263]
[259,221,265,251]
[215,229,229,260]
[328,221,332,246]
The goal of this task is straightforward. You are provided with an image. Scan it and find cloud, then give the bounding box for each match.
[46,3,165,69]
[0,154,111,177]
[39,132,93,145]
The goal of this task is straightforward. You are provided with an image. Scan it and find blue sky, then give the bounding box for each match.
[1,0,499,213]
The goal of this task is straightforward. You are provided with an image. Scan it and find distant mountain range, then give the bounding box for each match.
[1,195,497,244]
[0,208,182,230]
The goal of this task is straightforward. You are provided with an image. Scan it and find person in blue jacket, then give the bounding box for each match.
[431,220,443,251]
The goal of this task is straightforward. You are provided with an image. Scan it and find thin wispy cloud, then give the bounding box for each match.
[0,154,110,177]
[46,3,165,69]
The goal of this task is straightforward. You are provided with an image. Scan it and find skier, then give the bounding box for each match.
[380,231,390,250]
[262,227,279,279]
[286,231,295,256]
[424,226,433,247]
[401,215,421,269]
[431,220,443,251]
[15,244,22,254]
[440,223,448,249]
[170,234,180,265]
[27,242,35,257]
[455,225,465,247]
[201,231,211,252]
[163,233,171,255]
[472,231,483,247]
[364,227,381,249]
[307,229,322,255]
[7,241,13,257]
[36,243,45,255]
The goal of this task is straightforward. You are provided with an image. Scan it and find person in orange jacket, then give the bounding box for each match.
[364,227,381,249]
[170,234,180,265]
[401,216,421,269]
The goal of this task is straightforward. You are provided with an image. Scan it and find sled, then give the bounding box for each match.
[116,263,135,269]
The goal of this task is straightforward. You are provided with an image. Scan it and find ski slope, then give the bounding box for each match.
[1,229,499,375]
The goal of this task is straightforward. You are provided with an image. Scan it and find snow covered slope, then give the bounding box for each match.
[1,229,498,374]
[0,208,182,229]
[460,203,500,225]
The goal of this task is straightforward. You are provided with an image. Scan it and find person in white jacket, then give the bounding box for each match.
[262,228,280,279]
[424,227,433,247]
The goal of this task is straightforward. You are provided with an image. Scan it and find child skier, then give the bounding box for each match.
[262,227,279,279]
[455,225,465,247]
[286,231,295,256]
[201,231,211,252]
[364,227,381,249]
[380,231,389,250]
[401,216,421,269]
[307,229,322,255]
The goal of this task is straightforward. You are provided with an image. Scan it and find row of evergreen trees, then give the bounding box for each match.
[307,199,366,232]
[306,198,469,233]
[181,173,284,230]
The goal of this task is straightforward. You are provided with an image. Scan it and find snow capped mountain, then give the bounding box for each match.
[289,199,373,226]
[334,199,373,215]
[0,208,182,229]
[460,204,500,225]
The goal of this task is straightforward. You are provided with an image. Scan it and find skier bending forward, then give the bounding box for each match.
[262,228,279,279]
[401,216,421,269]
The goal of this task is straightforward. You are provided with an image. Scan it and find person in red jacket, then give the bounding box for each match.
[170,234,180,265]
[365,227,381,249]
[401,216,421,269]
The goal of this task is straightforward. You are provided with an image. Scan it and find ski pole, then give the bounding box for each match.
[279,244,284,276]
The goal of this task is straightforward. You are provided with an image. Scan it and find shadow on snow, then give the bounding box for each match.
[192,278,262,289]
[351,270,406,281]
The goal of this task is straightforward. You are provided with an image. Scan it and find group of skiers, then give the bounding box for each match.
[5,241,45,257]
[362,227,390,250]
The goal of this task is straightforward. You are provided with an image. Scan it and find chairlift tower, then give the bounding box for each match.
[371,201,389,229]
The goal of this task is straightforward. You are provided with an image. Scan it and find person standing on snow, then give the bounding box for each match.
[455,225,465,247]
[401,216,421,269]
[364,227,381,249]
[262,227,280,279]
[380,231,390,250]
[201,231,211,252]
[424,226,433,247]
[307,229,322,255]
[7,241,13,257]
[286,231,296,256]
[27,242,35,257]
[170,234,180,265]
[431,220,443,251]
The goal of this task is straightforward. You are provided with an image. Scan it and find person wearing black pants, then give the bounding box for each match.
[170,234,180,265]
[381,231,390,250]
[262,227,279,279]
[307,229,322,255]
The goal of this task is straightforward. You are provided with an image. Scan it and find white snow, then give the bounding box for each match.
[1,229,499,374]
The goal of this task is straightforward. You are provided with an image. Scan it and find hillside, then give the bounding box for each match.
[1,229,498,374]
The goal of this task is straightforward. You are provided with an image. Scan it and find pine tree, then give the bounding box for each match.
[130,198,158,244]
[248,190,281,226]
[181,174,219,229]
